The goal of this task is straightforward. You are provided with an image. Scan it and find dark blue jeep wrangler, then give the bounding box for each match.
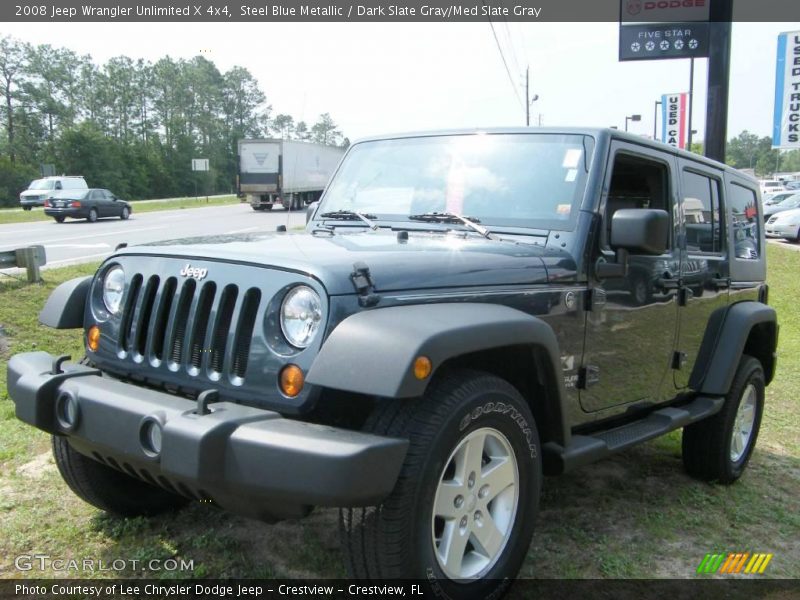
[7,129,777,596]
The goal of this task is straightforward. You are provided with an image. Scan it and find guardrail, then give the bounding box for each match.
[0,245,46,282]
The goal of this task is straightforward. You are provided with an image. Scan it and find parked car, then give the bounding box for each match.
[20,176,88,210]
[785,181,800,190]
[44,188,131,223]
[765,207,800,241]
[763,190,796,206]
[763,193,800,218]
[759,180,787,196]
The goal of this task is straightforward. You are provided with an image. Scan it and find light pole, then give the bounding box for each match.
[625,114,642,132]
[653,101,662,140]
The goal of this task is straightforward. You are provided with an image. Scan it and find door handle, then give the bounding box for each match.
[656,277,680,290]
[710,277,730,289]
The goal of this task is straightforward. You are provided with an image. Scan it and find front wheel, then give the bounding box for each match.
[52,436,188,517]
[120,206,130,220]
[682,355,765,484]
[340,370,540,596]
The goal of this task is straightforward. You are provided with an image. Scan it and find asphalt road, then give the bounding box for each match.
[0,203,308,269]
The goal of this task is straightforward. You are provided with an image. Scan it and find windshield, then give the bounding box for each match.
[320,133,592,229]
[778,195,800,207]
[28,179,54,190]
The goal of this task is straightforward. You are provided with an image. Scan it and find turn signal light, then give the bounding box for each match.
[44,199,51,207]
[279,364,304,397]
[413,356,432,380]
[87,325,100,352]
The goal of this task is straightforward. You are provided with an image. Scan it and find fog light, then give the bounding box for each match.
[279,364,305,397]
[56,392,79,430]
[413,356,432,380]
[140,419,163,457]
[87,325,100,352]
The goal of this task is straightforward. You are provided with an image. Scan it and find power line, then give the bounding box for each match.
[482,0,523,110]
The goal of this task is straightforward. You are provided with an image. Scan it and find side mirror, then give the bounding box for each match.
[306,201,319,225]
[610,209,669,255]
[55,182,62,190]
[596,209,669,279]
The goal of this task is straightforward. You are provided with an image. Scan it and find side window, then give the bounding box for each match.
[682,170,723,254]
[604,153,671,248]
[728,184,760,260]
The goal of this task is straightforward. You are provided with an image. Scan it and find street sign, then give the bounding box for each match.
[620,22,709,61]
[773,31,800,149]
[661,92,690,148]
[191,158,209,171]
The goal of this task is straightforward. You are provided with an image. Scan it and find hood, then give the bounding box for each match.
[117,230,576,295]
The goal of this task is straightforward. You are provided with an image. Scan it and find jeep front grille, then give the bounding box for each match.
[118,275,262,382]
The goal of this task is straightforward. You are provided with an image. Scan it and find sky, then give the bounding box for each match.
[1,20,797,143]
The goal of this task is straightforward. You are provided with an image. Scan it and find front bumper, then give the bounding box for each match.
[765,222,799,238]
[7,352,408,521]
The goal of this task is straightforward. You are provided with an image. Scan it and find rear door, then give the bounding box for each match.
[673,160,729,389]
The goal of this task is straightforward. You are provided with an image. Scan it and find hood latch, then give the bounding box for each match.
[350,262,380,307]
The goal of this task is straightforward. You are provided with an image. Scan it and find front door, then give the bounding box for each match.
[580,143,681,413]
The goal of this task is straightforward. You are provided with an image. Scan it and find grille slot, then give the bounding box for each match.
[170,279,196,365]
[189,283,217,369]
[120,274,143,353]
[210,285,238,374]
[231,288,261,378]
[135,276,160,357]
[151,277,177,361]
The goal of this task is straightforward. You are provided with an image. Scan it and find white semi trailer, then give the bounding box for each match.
[237,139,345,211]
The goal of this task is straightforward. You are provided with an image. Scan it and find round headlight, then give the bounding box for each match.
[280,286,323,349]
[102,266,125,315]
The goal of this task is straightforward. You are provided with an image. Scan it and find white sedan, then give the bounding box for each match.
[765,207,800,242]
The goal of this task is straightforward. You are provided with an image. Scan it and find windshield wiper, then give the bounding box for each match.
[320,210,379,231]
[408,212,494,239]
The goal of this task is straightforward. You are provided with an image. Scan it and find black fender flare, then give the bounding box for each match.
[306,303,568,439]
[39,276,91,329]
[689,301,778,395]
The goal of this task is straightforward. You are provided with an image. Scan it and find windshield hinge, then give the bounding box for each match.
[350,261,380,307]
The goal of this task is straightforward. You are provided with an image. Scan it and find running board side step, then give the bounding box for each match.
[542,396,724,475]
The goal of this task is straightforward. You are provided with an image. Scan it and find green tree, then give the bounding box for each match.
[311,112,341,145]
[0,36,29,162]
[273,114,294,139]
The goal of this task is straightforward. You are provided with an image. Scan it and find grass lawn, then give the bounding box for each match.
[0,196,240,225]
[0,247,797,580]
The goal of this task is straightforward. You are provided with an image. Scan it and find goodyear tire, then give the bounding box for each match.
[682,355,765,484]
[340,369,540,597]
[52,436,188,517]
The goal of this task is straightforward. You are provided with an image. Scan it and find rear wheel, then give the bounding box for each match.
[52,436,188,517]
[340,370,540,597]
[54,216,65,223]
[23,206,32,211]
[682,355,764,484]
[87,208,98,223]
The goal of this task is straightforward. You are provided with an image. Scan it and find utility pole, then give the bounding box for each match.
[687,58,695,150]
[526,66,530,126]
[525,66,539,126]
[704,0,733,162]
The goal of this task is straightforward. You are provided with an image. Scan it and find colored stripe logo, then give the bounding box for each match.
[697,553,773,575]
